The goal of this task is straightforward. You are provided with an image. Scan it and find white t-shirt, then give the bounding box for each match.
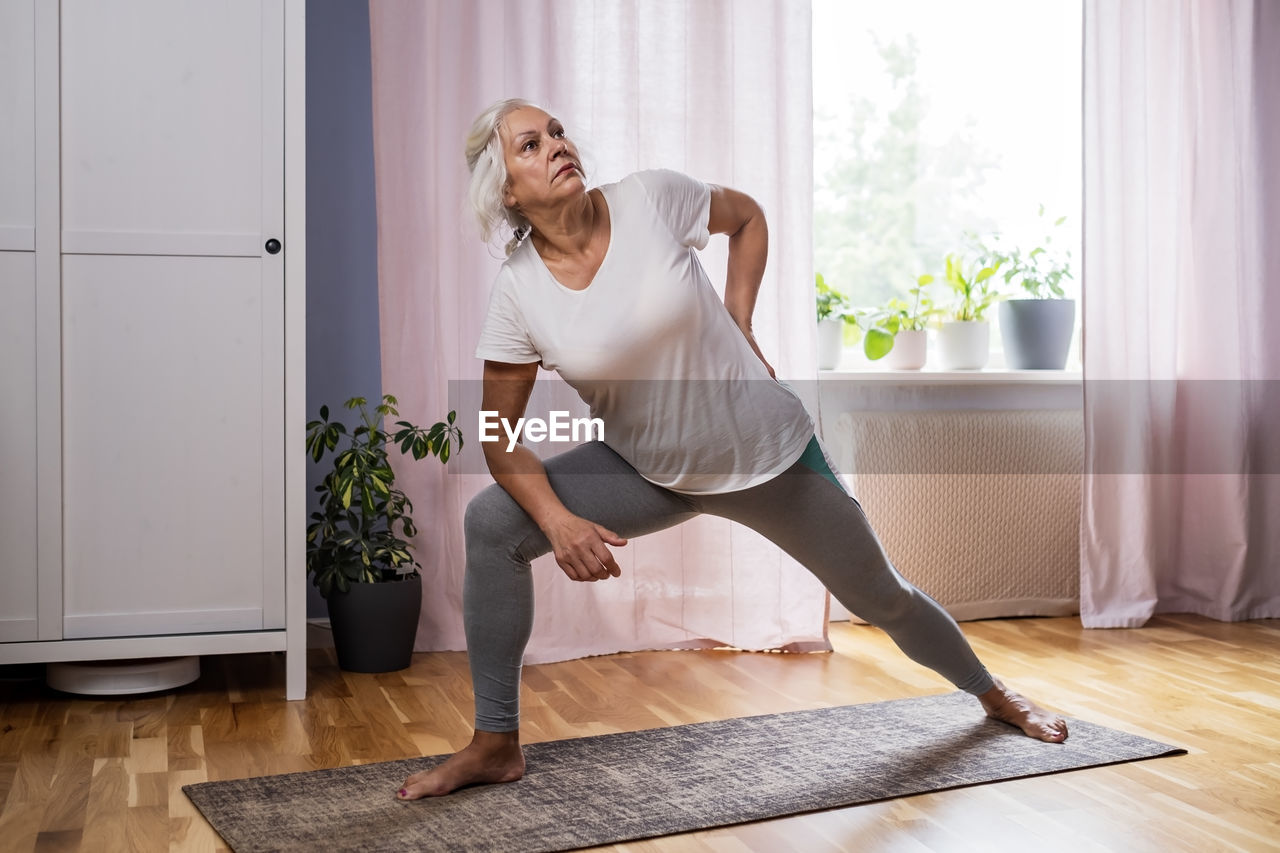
[474,169,813,494]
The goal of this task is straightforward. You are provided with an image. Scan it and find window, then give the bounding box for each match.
[813,0,1083,368]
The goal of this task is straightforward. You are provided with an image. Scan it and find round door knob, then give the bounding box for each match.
[265,238,282,255]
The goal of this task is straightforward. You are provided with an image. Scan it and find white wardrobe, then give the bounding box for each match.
[0,0,306,698]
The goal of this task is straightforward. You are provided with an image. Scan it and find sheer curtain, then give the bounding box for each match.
[367,0,828,661]
[1080,0,1280,626]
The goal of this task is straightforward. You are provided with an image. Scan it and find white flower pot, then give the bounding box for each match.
[817,317,844,370]
[882,329,927,370]
[938,320,990,370]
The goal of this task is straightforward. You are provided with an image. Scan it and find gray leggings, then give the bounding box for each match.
[463,437,995,731]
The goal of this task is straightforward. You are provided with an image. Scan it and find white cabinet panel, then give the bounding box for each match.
[1,0,40,642]
[0,252,38,642]
[61,255,284,638]
[0,0,302,697]
[59,0,282,253]
[0,0,36,250]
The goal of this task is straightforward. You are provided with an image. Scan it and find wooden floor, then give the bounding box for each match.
[1,615,1278,852]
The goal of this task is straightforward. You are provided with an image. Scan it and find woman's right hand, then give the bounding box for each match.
[544,512,627,581]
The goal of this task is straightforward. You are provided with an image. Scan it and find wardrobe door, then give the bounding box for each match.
[58,0,285,638]
[0,0,39,642]
[0,250,38,643]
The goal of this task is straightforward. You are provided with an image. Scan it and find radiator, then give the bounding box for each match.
[830,409,1083,621]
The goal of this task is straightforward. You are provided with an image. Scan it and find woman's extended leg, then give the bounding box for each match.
[699,437,1068,742]
[398,441,697,799]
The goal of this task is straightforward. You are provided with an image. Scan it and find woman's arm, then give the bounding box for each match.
[481,360,626,581]
[707,185,775,378]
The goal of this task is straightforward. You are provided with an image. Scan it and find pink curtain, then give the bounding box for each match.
[1080,0,1280,626]
[367,1,828,662]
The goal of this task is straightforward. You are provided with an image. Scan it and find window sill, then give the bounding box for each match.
[814,367,1083,421]
[818,367,1082,385]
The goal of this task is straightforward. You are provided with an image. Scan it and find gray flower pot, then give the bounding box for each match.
[999,299,1076,369]
[327,573,422,672]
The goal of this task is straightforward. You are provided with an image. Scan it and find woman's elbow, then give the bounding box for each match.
[709,186,765,237]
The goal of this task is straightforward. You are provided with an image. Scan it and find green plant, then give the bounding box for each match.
[305,395,463,599]
[815,272,852,322]
[857,275,939,359]
[970,207,1074,299]
[941,253,1002,322]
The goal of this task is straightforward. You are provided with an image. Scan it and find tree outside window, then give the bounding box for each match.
[814,0,1082,366]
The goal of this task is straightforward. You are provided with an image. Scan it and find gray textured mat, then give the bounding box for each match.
[184,691,1184,852]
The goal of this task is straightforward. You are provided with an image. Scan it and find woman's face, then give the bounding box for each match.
[499,106,584,213]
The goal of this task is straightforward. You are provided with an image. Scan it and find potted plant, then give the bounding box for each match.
[815,272,852,370]
[857,275,938,370]
[306,394,463,673]
[977,208,1076,369]
[938,253,1001,370]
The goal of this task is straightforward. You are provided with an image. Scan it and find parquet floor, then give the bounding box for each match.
[1,615,1278,852]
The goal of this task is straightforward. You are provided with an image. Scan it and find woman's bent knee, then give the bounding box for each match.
[465,485,527,545]
[464,484,547,567]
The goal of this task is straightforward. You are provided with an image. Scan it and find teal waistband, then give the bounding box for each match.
[794,434,847,494]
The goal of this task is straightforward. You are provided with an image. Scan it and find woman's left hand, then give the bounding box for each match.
[739,326,776,379]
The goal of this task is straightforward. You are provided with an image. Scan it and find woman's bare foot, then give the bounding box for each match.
[978,680,1069,743]
[397,730,525,800]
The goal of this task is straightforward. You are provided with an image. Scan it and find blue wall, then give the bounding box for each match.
[305,1,382,617]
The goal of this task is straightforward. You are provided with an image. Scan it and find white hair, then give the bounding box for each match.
[464,98,540,256]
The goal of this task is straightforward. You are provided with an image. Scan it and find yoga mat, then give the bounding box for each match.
[184,691,1184,852]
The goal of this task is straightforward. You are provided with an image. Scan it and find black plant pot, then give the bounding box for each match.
[999,299,1076,369]
[326,573,422,673]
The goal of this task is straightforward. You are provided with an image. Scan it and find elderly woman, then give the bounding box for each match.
[397,99,1067,801]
